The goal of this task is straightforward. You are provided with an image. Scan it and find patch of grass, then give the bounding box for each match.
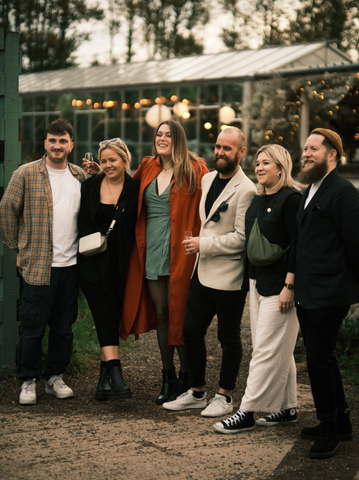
[42,291,134,377]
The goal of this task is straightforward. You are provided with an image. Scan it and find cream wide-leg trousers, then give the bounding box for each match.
[240,279,299,413]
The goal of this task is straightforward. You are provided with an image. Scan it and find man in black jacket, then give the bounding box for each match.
[296,128,359,459]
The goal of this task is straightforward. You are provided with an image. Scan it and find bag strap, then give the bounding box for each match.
[105,195,129,237]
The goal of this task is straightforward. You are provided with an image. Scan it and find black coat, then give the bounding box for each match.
[77,172,139,296]
[295,169,359,309]
[245,187,302,296]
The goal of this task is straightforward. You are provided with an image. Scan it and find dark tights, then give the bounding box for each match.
[147,276,187,372]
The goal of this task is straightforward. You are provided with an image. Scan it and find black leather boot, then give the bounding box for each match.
[95,362,112,400]
[156,368,177,405]
[108,360,132,399]
[169,371,189,401]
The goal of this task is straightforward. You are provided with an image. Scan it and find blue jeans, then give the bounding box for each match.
[297,304,349,421]
[17,266,79,380]
[183,270,247,391]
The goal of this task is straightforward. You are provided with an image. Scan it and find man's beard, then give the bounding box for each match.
[298,157,328,184]
[46,151,67,164]
[213,151,239,175]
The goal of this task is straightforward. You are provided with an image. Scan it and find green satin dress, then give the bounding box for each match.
[143,176,171,280]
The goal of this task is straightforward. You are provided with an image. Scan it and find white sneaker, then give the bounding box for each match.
[163,389,207,411]
[45,375,74,399]
[19,379,37,405]
[201,393,233,417]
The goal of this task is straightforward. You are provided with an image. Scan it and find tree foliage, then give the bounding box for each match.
[136,0,210,59]
[0,0,104,72]
[219,0,359,56]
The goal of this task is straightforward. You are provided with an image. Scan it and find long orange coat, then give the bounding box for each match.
[120,156,209,345]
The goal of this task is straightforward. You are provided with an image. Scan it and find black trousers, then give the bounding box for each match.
[80,278,122,347]
[183,270,247,391]
[297,304,349,422]
[17,266,79,381]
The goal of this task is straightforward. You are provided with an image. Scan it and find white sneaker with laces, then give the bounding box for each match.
[163,389,207,411]
[45,375,74,399]
[201,393,233,417]
[19,378,37,405]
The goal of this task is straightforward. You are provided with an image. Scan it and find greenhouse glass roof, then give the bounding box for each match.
[19,42,352,94]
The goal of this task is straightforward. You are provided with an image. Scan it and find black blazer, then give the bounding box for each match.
[77,172,140,296]
[295,169,359,309]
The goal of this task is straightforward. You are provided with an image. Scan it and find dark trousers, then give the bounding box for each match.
[80,278,121,347]
[17,266,79,381]
[297,304,349,422]
[183,270,247,391]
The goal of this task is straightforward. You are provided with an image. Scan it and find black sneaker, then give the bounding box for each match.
[213,409,255,434]
[256,408,297,426]
[301,411,353,441]
[309,423,340,459]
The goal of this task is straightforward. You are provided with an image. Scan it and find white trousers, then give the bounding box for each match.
[240,279,299,413]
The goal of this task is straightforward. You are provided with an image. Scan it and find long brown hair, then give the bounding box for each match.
[152,120,202,195]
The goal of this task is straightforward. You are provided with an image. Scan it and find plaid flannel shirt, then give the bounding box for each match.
[0,155,87,285]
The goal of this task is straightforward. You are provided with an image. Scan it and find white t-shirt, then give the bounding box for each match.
[46,164,81,267]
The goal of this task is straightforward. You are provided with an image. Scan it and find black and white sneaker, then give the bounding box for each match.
[256,408,297,427]
[213,409,255,434]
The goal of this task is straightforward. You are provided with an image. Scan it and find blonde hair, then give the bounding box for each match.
[152,120,202,195]
[98,139,132,174]
[254,144,301,195]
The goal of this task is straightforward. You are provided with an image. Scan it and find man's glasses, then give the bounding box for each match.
[99,138,121,147]
[210,202,228,222]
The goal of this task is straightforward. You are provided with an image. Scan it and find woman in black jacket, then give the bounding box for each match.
[78,138,139,400]
[214,144,302,434]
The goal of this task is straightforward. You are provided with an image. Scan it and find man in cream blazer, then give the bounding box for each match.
[163,127,257,417]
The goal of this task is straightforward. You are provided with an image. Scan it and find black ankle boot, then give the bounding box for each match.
[108,360,132,399]
[169,371,189,401]
[156,368,177,405]
[95,362,112,400]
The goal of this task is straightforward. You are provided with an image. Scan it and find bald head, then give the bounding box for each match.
[217,127,247,149]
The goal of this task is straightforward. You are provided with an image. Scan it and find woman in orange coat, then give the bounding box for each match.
[121,120,209,404]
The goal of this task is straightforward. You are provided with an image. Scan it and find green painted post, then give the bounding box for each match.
[0,28,21,378]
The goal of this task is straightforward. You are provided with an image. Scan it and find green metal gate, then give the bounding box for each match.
[0,28,21,377]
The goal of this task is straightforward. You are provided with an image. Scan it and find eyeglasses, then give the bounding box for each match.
[210,202,228,222]
[99,138,121,147]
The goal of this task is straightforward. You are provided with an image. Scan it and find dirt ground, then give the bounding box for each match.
[0,304,359,480]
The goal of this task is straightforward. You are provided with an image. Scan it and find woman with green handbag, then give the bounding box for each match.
[214,144,302,434]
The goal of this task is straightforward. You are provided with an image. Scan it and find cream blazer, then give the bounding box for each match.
[195,167,257,291]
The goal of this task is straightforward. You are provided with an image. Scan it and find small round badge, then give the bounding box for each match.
[267,208,271,212]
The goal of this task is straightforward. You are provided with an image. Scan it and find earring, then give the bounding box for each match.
[277,172,282,177]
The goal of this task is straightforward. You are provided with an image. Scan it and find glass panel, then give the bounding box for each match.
[142,122,155,143]
[181,110,197,141]
[59,94,75,120]
[35,96,46,112]
[179,86,197,104]
[200,109,218,143]
[124,120,139,141]
[91,112,106,143]
[124,90,140,119]
[160,87,176,106]
[222,83,243,103]
[49,95,61,111]
[200,85,219,105]
[35,116,46,143]
[76,113,89,143]
[22,96,33,113]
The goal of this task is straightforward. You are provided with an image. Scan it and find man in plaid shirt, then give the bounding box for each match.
[0,118,87,405]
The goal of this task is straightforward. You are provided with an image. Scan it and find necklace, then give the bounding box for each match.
[106,177,123,206]
[162,165,173,171]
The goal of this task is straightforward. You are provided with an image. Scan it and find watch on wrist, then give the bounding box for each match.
[284,283,294,290]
